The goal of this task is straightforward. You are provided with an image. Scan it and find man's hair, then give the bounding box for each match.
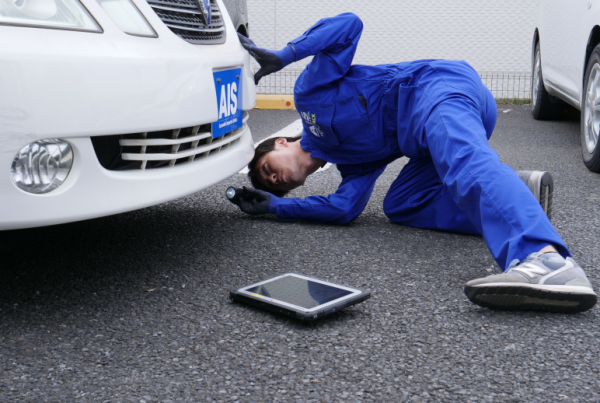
[248,135,302,197]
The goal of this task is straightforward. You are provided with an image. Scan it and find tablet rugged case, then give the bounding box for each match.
[229,275,371,322]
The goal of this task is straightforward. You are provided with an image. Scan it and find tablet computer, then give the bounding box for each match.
[230,273,370,322]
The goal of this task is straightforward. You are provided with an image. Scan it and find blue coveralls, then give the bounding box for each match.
[267,13,570,270]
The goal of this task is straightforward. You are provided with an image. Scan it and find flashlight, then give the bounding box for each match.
[226,186,242,204]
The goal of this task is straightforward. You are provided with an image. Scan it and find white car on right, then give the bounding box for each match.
[533,0,600,172]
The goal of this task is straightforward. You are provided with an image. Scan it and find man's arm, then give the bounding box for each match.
[270,165,385,225]
[239,13,363,85]
[289,12,363,83]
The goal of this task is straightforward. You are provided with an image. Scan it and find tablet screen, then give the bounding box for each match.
[245,275,353,309]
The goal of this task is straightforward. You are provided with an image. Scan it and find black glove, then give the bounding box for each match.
[227,186,272,215]
[237,33,294,85]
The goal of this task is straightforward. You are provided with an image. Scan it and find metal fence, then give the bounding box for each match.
[255,70,532,101]
[478,72,531,100]
[255,70,302,95]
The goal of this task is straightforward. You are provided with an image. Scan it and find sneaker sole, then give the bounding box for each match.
[528,171,554,220]
[464,284,597,313]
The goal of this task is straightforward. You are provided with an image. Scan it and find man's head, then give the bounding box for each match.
[248,135,321,197]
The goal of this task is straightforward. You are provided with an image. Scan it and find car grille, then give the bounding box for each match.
[91,112,248,171]
[147,0,226,44]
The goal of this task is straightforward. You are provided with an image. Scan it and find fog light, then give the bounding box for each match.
[11,139,73,194]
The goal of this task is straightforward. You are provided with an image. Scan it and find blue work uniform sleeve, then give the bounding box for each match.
[288,13,363,88]
[269,165,385,225]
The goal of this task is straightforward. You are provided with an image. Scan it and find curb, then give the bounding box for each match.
[254,95,295,110]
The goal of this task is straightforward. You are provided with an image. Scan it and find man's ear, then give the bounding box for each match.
[274,138,288,148]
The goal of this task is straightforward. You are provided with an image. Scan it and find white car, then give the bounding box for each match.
[0,0,256,230]
[532,0,600,171]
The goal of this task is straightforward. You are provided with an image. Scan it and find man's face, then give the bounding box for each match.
[255,139,307,192]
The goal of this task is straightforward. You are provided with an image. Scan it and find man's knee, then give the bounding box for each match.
[383,192,398,220]
[383,190,411,222]
[482,88,497,140]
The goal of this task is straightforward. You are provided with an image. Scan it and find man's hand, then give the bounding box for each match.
[237,33,293,85]
[227,186,272,215]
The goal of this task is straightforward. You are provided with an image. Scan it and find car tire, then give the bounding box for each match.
[531,42,564,120]
[581,45,600,172]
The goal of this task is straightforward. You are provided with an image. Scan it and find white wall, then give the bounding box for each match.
[248,0,538,74]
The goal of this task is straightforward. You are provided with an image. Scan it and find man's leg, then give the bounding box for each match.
[384,158,555,235]
[383,156,480,234]
[422,88,596,312]
[386,98,553,234]
[423,91,567,268]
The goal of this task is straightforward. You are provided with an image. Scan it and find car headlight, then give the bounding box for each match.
[96,0,156,37]
[0,0,102,32]
[11,139,74,194]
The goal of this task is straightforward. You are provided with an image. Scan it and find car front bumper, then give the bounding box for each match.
[0,124,253,230]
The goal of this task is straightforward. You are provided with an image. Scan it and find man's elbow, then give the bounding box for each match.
[331,210,361,225]
[337,12,363,31]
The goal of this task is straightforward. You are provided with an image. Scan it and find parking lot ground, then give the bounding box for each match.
[1,106,600,402]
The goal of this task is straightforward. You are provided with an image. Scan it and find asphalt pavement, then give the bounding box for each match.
[2,106,600,402]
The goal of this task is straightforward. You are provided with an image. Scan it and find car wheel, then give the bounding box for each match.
[582,45,600,172]
[531,42,564,120]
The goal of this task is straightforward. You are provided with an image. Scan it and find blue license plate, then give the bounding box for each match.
[212,68,243,138]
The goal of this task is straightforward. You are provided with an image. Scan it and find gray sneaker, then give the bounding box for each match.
[464,252,597,313]
[517,170,554,219]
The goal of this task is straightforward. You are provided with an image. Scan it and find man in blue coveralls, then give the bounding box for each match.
[231,13,597,313]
